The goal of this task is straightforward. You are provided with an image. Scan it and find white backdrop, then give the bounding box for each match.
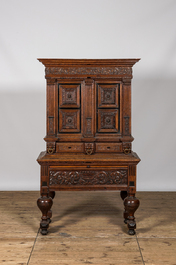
[0,0,176,191]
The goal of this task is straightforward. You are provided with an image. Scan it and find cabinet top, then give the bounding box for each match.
[38,58,140,67]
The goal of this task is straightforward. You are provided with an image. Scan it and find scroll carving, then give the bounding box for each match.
[46,67,132,76]
[49,170,128,186]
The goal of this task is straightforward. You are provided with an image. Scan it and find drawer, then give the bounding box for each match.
[96,143,122,152]
[56,142,84,152]
[49,167,128,186]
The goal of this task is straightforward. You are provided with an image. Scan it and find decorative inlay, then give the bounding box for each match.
[48,116,54,134]
[86,118,92,134]
[46,67,132,76]
[49,170,128,186]
[124,116,130,135]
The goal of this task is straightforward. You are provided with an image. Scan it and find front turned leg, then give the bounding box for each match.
[37,194,53,235]
[47,191,55,223]
[120,191,128,224]
[124,193,140,235]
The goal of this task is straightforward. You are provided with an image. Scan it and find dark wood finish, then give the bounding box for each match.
[37,58,140,235]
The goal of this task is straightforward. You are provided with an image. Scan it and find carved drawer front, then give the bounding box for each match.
[59,109,80,132]
[96,143,122,152]
[59,84,80,108]
[97,83,119,108]
[56,143,83,152]
[49,167,128,187]
[98,109,119,133]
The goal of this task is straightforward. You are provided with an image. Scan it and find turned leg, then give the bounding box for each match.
[124,193,140,235]
[47,191,55,223]
[37,194,53,235]
[120,191,128,224]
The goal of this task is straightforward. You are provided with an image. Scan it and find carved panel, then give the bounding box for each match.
[49,169,128,186]
[59,84,80,108]
[46,67,132,76]
[59,109,80,132]
[98,84,119,108]
[98,109,119,133]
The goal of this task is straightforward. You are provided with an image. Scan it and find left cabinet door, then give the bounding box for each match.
[58,82,82,134]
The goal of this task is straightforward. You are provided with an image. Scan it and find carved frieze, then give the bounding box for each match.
[46,67,132,76]
[49,170,128,186]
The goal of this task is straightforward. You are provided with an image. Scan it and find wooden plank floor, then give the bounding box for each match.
[0,191,176,265]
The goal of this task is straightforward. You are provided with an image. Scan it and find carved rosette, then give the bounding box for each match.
[49,170,128,186]
[46,67,132,76]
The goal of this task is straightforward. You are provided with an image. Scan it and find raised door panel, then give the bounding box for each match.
[59,84,80,108]
[97,109,119,133]
[59,109,80,133]
[97,84,119,108]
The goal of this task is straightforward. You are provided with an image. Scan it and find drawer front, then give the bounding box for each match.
[96,143,122,153]
[49,167,128,186]
[56,143,84,152]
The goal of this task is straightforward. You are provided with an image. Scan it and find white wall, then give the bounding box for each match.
[0,0,176,191]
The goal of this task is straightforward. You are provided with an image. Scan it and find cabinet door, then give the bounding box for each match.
[58,83,81,134]
[96,82,120,134]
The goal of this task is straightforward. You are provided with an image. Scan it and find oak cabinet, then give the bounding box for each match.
[37,59,140,235]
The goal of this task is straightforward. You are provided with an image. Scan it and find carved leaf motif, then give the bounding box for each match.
[46,67,132,76]
[49,170,128,186]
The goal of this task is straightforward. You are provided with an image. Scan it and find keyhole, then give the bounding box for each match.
[68,118,72,123]
[68,93,72,98]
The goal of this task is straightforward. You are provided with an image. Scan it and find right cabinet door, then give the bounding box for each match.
[96,82,121,134]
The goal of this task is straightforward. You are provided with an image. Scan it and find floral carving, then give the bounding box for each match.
[49,170,128,186]
[46,67,132,76]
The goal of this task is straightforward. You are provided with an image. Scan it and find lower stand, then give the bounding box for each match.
[37,193,53,235]
[47,191,55,223]
[124,193,140,235]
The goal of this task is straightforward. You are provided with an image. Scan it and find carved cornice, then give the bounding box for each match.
[45,67,132,77]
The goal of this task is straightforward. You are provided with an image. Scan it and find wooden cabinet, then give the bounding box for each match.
[37,59,141,235]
